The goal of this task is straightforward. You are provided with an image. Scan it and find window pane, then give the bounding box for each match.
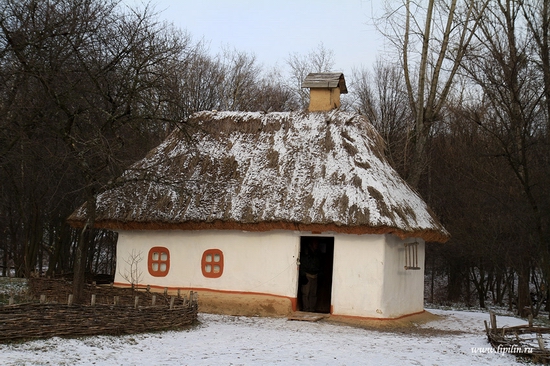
[214,254,220,262]
[213,265,220,273]
[160,263,166,272]
[205,264,212,273]
[152,252,159,260]
[206,254,212,262]
[160,252,168,261]
[152,263,158,271]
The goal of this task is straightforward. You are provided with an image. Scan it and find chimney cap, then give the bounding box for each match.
[301,73,347,94]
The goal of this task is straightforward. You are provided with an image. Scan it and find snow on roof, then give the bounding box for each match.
[68,110,449,242]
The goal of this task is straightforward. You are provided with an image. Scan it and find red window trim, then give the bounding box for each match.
[148,246,170,277]
[201,249,224,278]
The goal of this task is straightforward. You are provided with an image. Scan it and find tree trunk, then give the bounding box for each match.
[430,254,435,303]
[470,266,485,308]
[1,244,7,277]
[23,210,42,277]
[447,261,464,302]
[465,268,472,307]
[72,195,96,304]
[508,269,515,312]
[407,121,430,188]
[495,269,505,306]
[72,227,89,303]
[517,265,531,317]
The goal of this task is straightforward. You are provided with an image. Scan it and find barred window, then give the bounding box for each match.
[404,242,420,270]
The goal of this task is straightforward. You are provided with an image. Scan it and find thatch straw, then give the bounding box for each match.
[68,111,449,243]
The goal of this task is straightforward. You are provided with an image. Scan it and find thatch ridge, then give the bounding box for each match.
[68,110,449,243]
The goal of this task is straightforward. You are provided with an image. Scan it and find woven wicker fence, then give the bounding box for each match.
[0,278,199,343]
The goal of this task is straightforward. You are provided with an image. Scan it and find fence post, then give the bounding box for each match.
[40,294,46,304]
[489,311,497,331]
[68,294,74,306]
[91,294,96,306]
[134,296,139,309]
[114,296,119,306]
[538,334,546,351]
[8,296,14,305]
[170,296,175,310]
[152,295,156,306]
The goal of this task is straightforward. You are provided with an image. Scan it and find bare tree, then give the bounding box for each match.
[350,60,412,173]
[522,0,550,143]
[119,250,144,291]
[217,47,262,111]
[177,42,225,117]
[460,0,549,316]
[252,66,295,112]
[379,0,488,187]
[0,0,194,301]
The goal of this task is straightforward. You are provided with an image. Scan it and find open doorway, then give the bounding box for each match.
[297,236,334,313]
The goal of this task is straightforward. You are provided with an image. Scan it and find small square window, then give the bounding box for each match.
[202,249,224,278]
[148,247,170,277]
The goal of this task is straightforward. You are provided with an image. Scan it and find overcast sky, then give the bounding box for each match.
[125,0,386,74]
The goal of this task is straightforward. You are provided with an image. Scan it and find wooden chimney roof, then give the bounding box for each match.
[301,73,348,94]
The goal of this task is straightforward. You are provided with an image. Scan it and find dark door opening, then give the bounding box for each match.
[297,236,334,313]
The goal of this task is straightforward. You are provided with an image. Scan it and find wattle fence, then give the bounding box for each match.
[0,278,199,343]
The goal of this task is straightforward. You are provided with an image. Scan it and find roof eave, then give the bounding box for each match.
[68,218,450,243]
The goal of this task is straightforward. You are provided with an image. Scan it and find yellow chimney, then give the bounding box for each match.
[301,73,348,112]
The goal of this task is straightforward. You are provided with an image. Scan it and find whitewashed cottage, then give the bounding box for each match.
[69,73,449,320]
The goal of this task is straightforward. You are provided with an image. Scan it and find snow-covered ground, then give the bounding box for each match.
[0,308,529,365]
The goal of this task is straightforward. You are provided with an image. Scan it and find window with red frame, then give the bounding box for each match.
[148,246,170,277]
[202,249,224,278]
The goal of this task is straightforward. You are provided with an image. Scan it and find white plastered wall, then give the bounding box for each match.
[115,230,426,318]
[331,234,386,318]
[114,230,300,298]
[380,235,425,318]
[331,234,426,319]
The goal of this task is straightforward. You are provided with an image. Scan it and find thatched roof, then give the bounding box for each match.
[68,111,449,243]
